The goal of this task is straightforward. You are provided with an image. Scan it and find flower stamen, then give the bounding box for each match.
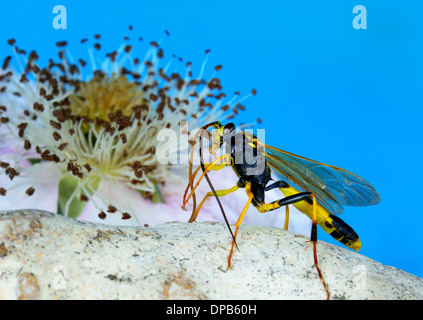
[0,31,255,223]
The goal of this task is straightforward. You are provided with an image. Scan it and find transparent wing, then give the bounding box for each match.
[265,145,381,215]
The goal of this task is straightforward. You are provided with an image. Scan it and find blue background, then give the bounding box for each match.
[1,1,422,278]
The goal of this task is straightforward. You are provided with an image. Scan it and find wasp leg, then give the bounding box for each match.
[310,193,330,300]
[182,153,231,209]
[284,205,290,230]
[228,183,254,269]
[188,185,239,223]
[263,181,330,299]
[182,165,203,208]
[182,161,228,208]
[184,157,229,194]
[264,180,288,191]
[187,122,223,218]
[264,181,292,230]
[182,165,202,206]
[257,191,312,213]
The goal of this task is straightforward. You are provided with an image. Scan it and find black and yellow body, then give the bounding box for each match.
[278,183,361,252]
[182,121,380,300]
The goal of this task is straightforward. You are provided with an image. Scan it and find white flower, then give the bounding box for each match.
[0,31,310,236]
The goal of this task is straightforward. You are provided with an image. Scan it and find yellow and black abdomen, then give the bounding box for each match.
[280,184,361,252]
[319,214,361,252]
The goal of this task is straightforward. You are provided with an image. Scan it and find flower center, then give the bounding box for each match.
[68,74,145,121]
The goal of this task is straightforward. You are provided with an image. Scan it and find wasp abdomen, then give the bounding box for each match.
[321,215,361,252]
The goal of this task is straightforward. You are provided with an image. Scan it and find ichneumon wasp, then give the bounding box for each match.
[182,121,380,299]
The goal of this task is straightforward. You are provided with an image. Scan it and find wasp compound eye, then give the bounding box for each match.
[223,123,235,134]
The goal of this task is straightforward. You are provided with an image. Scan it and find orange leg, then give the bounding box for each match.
[187,123,218,219]
[284,205,290,230]
[227,183,254,269]
[182,165,202,209]
[310,193,330,300]
[182,159,229,208]
[188,185,239,223]
[182,153,231,209]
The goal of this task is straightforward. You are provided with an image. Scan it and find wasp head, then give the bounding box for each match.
[210,122,235,155]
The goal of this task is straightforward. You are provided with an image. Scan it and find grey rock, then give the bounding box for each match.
[0,209,422,299]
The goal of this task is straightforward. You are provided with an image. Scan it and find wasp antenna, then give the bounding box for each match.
[199,130,238,251]
[186,122,219,216]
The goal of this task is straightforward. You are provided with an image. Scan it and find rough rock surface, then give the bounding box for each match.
[0,209,422,300]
